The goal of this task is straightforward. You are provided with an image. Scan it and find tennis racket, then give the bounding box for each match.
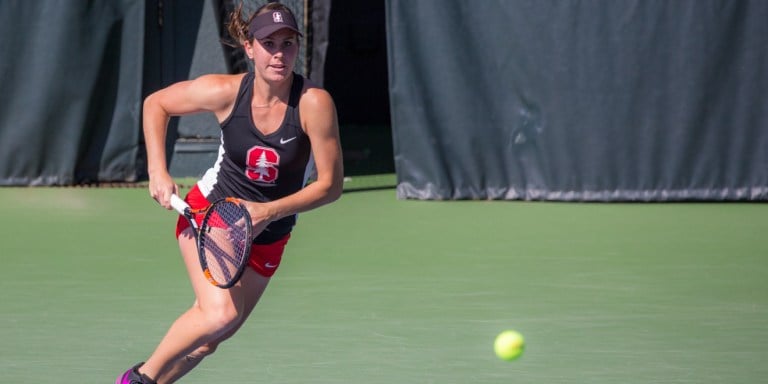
[170,194,253,289]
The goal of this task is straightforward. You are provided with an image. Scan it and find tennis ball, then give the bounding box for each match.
[494,330,525,361]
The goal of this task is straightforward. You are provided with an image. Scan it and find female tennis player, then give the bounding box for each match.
[116,2,343,383]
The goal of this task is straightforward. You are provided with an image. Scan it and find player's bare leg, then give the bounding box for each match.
[157,268,269,383]
[136,230,270,382]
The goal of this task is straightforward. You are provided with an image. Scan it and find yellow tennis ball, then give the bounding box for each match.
[494,330,525,361]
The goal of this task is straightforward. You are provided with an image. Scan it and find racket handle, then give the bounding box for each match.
[170,194,190,215]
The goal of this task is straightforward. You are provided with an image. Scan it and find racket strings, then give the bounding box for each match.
[199,201,251,286]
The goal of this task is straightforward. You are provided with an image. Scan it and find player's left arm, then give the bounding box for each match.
[244,84,344,229]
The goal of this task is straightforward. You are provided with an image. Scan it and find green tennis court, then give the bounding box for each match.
[1,184,766,383]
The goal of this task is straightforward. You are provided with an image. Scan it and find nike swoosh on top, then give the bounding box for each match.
[280,137,297,144]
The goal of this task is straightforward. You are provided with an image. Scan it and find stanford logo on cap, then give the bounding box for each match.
[272,11,283,23]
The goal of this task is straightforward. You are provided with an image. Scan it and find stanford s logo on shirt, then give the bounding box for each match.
[245,146,280,184]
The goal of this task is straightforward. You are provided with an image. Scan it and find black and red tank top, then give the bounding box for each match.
[197,72,311,242]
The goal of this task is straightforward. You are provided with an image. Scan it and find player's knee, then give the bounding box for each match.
[201,303,241,332]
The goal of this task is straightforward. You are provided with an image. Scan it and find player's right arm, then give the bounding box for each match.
[143,74,243,208]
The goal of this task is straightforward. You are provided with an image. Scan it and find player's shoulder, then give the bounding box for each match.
[190,73,246,94]
[298,77,334,110]
[297,77,337,135]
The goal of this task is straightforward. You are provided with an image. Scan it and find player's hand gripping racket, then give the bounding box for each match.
[170,194,253,289]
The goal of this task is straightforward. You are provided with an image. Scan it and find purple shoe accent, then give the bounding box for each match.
[115,362,146,384]
[115,368,131,384]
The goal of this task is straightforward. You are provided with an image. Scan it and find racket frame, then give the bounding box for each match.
[169,194,253,288]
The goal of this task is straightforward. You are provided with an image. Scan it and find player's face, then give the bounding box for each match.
[247,29,299,82]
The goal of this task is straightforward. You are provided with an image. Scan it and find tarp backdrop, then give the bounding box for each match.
[0,0,144,185]
[1,1,766,201]
[0,0,326,185]
[387,0,768,201]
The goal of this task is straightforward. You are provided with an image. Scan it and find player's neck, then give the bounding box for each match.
[252,72,293,108]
